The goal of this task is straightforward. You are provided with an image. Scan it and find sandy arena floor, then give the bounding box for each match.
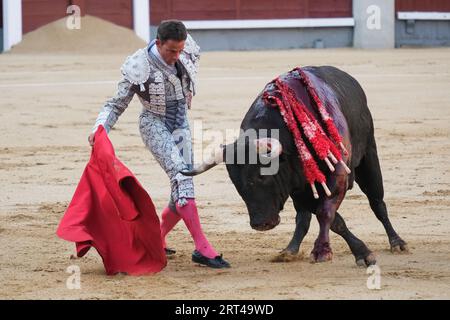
[0,48,449,299]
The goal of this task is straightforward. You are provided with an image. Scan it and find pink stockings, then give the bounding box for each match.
[160,199,218,259]
[160,206,181,249]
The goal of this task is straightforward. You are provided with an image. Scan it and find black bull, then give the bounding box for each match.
[183,66,408,266]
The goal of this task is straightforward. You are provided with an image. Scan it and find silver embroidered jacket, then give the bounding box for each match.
[93,34,200,133]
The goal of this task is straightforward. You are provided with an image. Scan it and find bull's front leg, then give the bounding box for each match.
[310,173,347,263]
[310,201,335,263]
[272,203,312,262]
[285,205,312,255]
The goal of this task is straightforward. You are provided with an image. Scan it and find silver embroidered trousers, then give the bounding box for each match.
[139,108,194,210]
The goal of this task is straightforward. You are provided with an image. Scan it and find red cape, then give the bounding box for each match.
[56,126,166,275]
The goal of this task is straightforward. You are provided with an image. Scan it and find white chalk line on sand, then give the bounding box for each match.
[0,73,448,88]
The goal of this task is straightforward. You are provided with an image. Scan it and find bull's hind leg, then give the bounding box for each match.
[331,212,376,266]
[355,146,408,253]
[272,202,312,262]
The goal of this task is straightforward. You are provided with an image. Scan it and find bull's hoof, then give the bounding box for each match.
[270,249,302,263]
[310,252,333,263]
[310,242,333,263]
[389,237,409,254]
[356,252,377,267]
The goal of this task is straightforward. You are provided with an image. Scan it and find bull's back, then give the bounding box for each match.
[307,66,375,167]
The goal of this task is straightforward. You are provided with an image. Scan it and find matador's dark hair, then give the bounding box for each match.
[157,20,187,43]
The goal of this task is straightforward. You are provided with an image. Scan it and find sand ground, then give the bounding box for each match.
[0,48,449,299]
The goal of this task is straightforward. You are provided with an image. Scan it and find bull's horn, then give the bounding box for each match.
[180,145,225,176]
[254,138,283,159]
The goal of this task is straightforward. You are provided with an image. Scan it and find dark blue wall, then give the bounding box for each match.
[396,20,450,47]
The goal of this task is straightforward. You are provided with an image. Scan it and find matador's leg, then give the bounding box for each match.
[139,111,220,260]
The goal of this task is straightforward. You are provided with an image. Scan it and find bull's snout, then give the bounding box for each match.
[250,215,281,231]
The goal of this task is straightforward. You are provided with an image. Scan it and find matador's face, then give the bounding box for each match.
[156,39,185,66]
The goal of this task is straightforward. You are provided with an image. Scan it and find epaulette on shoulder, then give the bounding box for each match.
[120,48,151,92]
[179,34,201,95]
[183,34,200,61]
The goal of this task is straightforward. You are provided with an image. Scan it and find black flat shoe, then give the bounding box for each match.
[192,250,231,269]
[164,248,177,256]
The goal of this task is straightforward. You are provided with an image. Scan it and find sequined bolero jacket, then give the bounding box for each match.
[93,34,200,133]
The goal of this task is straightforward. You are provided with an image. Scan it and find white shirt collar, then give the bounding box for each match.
[150,42,177,74]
